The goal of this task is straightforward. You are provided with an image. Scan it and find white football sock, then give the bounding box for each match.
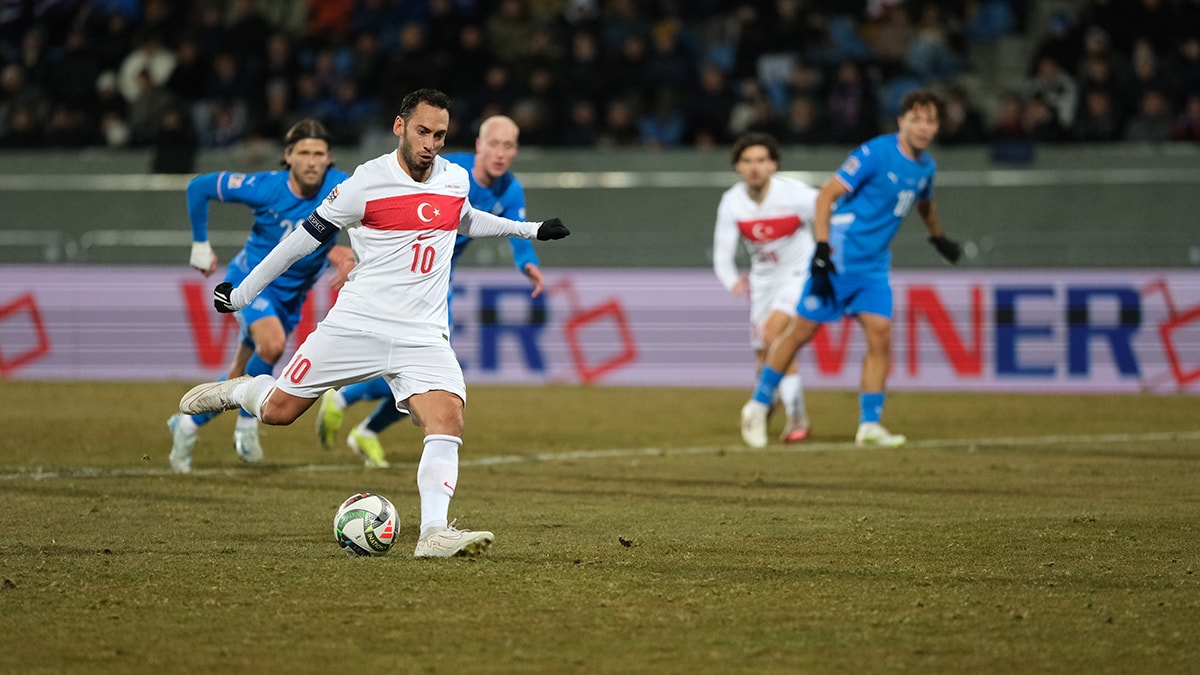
[779,374,800,417]
[179,415,199,434]
[417,434,461,535]
[234,415,257,431]
[236,375,276,419]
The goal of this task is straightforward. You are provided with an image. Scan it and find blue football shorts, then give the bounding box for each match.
[233,285,307,348]
[796,272,893,322]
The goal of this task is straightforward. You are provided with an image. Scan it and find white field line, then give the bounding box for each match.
[2,431,1199,482]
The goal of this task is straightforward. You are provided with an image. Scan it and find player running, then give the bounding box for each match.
[168,118,353,473]
[739,88,963,448]
[713,132,818,442]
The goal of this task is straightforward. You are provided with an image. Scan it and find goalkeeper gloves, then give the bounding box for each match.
[928,235,963,264]
[536,218,570,240]
[213,282,236,313]
[809,242,837,302]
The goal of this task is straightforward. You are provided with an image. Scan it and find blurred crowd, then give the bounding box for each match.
[1,0,1197,164]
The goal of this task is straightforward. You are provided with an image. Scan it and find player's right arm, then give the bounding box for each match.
[185,171,270,276]
[812,178,849,246]
[712,196,744,294]
[185,173,222,276]
[215,213,337,312]
[214,168,362,313]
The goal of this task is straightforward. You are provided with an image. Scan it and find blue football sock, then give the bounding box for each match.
[189,373,229,427]
[860,392,885,424]
[189,410,219,427]
[365,395,407,434]
[752,366,784,406]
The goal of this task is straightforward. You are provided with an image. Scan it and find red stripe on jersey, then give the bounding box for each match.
[737,215,802,242]
[363,193,465,231]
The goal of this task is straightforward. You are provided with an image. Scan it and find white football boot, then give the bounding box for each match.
[167,413,197,474]
[413,520,494,558]
[740,400,769,448]
[855,422,907,448]
[180,375,253,415]
[233,422,264,464]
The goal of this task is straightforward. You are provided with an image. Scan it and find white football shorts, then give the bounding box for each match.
[748,270,805,349]
[274,322,466,406]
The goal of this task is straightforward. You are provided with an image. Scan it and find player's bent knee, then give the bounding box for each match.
[256,342,287,365]
[259,392,312,426]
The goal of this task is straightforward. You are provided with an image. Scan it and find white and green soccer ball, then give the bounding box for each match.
[333,492,398,557]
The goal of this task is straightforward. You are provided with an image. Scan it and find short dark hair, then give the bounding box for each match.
[899,89,945,122]
[730,132,781,167]
[281,118,331,167]
[398,88,453,123]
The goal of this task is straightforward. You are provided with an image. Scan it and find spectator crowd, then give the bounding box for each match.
[1,0,1198,164]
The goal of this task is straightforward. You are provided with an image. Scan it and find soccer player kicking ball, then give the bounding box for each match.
[740,88,963,449]
[313,114,544,468]
[178,89,570,558]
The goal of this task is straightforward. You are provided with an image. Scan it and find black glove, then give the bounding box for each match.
[537,218,570,241]
[213,282,236,313]
[809,242,837,302]
[929,235,962,264]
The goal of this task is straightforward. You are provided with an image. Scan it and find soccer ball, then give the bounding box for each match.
[333,492,398,556]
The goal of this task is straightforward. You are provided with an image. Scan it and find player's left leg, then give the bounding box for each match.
[762,308,810,442]
[742,278,829,447]
[235,314,289,463]
[168,342,253,473]
[392,342,492,559]
[854,309,906,448]
[314,376,390,450]
[348,393,407,468]
[407,390,492,558]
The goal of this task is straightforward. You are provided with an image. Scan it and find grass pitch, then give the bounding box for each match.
[1,383,1198,674]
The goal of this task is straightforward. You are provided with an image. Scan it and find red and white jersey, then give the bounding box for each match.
[712,175,819,295]
[316,153,538,339]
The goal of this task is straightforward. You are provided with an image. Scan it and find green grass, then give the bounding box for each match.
[1,383,1198,674]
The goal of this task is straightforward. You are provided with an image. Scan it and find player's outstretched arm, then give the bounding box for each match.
[536,218,569,240]
[212,223,324,313]
[459,205,569,241]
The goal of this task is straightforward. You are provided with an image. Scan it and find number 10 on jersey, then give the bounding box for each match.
[411,243,436,273]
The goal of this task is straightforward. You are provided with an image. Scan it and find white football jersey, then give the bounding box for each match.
[316,153,538,339]
[713,174,819,295]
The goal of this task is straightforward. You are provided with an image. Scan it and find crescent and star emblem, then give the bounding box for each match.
[417,202,441,223]
[751,222,771,240]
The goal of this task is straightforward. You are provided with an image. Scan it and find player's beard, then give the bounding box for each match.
[400,137,435,180]
[293,168,324,197]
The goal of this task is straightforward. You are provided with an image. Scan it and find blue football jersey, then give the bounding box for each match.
[829,133,936,276]
[443,152,538,274]
[187,167,350,298]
